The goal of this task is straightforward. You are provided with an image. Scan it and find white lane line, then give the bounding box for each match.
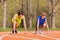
[40,34,60,40]
[0,35,40,40]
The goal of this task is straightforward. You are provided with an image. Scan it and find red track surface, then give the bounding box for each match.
[0,31,60,40]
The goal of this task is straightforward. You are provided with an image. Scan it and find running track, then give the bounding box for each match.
[0,31,60,40]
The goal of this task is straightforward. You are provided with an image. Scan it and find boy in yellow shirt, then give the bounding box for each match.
[12,11,26,34]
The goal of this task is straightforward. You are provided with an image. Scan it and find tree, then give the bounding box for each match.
[26,0,32,28]
[3,0,7,28]
[29,0,32,28]
[22,0,24,12]
[49,0,60,28]
[0,0,1,2]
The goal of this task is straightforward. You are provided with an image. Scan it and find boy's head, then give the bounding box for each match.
[17,10,23,18]
[41,11,47,16]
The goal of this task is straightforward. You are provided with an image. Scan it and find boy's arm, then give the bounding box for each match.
[22,16,26,31]
[45,19,49,31]
[36,18,39,32]
[13,15,17,31]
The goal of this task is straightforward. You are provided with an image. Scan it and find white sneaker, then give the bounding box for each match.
[40,31,44,34]
[33,31,37,34]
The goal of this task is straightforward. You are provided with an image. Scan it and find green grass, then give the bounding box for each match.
[49,28,60,30]
[0,27,35,32]
[0,27,60,32]
[0,27,12,32]
[43,27,60,30]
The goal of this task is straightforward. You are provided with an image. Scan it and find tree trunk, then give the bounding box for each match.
[36,0,39,16]
[26,0,29,27]
[52,15,55,28]
[48,0,52,28]
[29,16,32,28]
[51,0,56,28]
[29,0,32,28]
[33,0,37,26]
[26,0,32,28]
[49,0,56,28]
[3,0,6,28]
[22,0,24,13]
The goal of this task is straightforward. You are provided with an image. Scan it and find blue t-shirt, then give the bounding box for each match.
[37,16,46,26]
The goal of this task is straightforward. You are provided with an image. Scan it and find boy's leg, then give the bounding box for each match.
[43,23,50,33]
[12,23,17,34]
[34,26,37,34]
[40,26,42,34]
[35,26,38,33]
[39,25,44,34]
[34,26,39,34]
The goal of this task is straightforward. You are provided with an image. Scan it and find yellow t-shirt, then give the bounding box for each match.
[12,14,22,27]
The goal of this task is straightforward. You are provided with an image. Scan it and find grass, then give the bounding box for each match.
[49,28,60,30]
[0,27,35,32]
[0,27,12,32]
[0,27,60,32]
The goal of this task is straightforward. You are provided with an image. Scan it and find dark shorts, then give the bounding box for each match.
[36,23,44,31]
[39,23,44,27]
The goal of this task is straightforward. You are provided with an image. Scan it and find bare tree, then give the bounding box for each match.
[29,0,32,28]
[49,0,60,28]
[0,0,1,2]
[33,0,38,26]
[48,0,52,28]
[34,0,39,17]
[26,0,32,28]
[3,0,6,28]
[34,0,39,25]
[22,0,24,12]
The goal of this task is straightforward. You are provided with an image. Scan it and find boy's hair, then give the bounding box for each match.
[42,11,46,13]
[17,10,23,16]
[42,11,47,14]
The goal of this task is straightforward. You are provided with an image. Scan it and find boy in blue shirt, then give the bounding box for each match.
[35,11,49,34]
